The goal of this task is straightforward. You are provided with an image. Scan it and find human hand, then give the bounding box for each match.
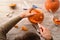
[38,23,52,40]
[20,8,36,18]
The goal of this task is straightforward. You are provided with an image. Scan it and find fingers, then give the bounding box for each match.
[40,28,43,34]
[25,10,36,17]
[38,23,43,34]
[35,8,43,13]
[38,23,45,30]
[30,12,36,15]
[38,23,46,34]
[35,8,41,11]
[22,8,36,17]
[27,8,41,13]
[25,12,36,17]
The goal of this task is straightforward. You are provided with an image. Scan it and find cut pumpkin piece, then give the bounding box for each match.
[21,26,28,31]
[14,25,18,28]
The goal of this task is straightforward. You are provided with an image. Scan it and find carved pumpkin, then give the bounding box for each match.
[45,0,59,13]
[28,9,44,24]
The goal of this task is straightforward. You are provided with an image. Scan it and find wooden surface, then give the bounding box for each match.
[0,0,60,40]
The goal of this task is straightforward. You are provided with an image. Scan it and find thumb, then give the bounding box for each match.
[27,12,36,17]
[40,28,43,34]
[30,12,36,15]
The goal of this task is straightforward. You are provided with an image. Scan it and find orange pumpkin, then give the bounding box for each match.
[28,9,44,24]
[45,0,59,13]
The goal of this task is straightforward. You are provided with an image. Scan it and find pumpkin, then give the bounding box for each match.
[45,0,59,13]
[53,18,60,25]
[28,9,44,24]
